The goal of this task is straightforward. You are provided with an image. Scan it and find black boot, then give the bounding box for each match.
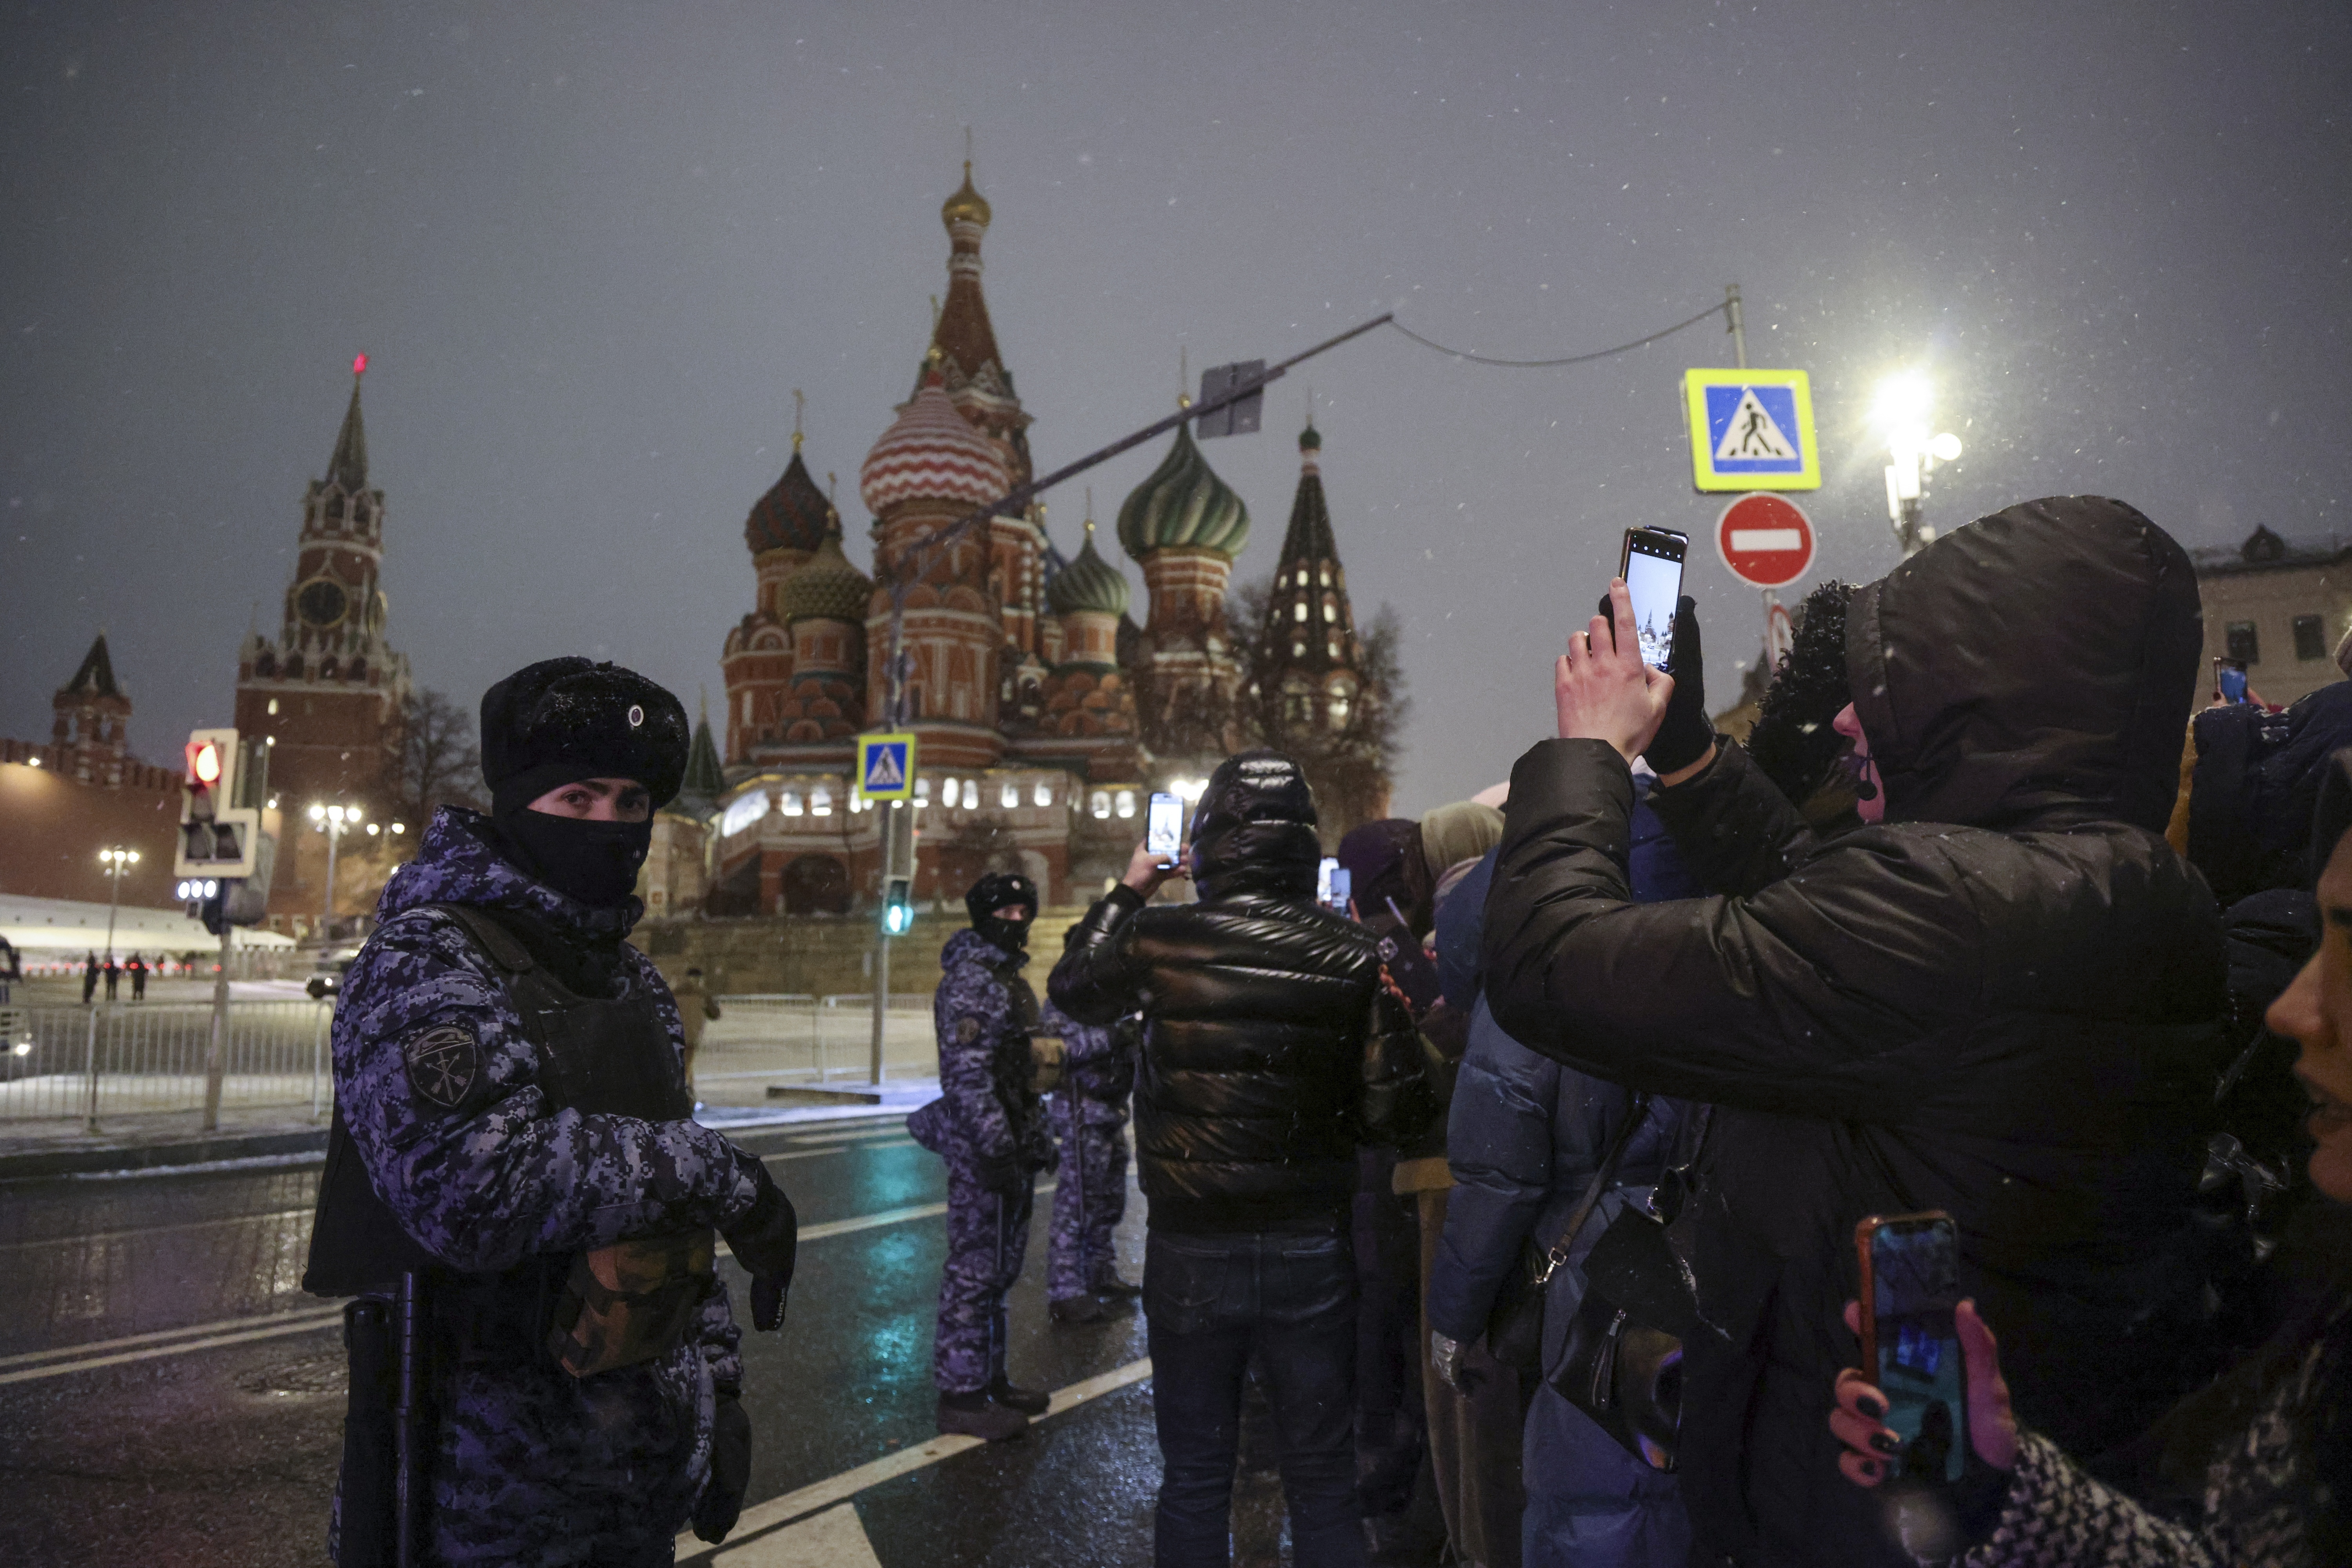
[989,1374,1050,1414]
[1049,1293,1111,1325]
[936,1389,1028,1441]
[1091,1268,1143,1299]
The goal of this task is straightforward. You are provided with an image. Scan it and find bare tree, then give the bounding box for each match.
[1228,575,1409,841]
[380,688,484,828]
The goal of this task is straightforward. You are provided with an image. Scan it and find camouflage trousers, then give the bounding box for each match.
[1046,1097,1128,1301]
[334,1347,709,1566]
[933,1156,1035,1394]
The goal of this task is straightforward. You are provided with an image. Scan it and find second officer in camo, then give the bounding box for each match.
[306,657,799,1566]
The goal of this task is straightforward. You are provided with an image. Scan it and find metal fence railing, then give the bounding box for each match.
[696,994,938,1086]
[0,990,944,1125]
[0,1000,335,1125]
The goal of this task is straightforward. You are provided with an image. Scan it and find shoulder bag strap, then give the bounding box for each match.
[422,903,537,976]
[1534,1090,1654,1287]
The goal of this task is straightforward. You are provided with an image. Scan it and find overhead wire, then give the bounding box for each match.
[1387,299,1730,368]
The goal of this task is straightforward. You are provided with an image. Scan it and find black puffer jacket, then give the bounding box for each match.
[1485,497,2230,1568]
[1049,751,1435,1235]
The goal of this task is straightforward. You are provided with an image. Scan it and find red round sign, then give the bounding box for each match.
[1715,494,1816,588]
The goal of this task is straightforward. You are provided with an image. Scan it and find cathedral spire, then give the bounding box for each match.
[327,354,369,492]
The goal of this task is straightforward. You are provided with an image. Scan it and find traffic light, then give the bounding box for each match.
[174,727,279,926]
[881,875,914,935]
[177,728,261,878]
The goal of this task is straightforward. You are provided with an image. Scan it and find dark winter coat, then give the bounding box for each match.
[1483,497,2232,1567]
[1047,756,1435,1236]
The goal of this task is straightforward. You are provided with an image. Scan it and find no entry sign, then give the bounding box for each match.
[1716,494,1816,588]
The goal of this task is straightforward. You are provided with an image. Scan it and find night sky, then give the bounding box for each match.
[4,2,2346,814]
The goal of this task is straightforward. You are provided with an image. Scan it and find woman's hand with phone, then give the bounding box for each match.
[1831,1298,2019,1487]
[1557,579,1677,762]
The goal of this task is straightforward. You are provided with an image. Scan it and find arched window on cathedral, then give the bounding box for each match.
[319,657,340,681]
[348,657,366,681]
[283,655,304,680]
[255,652,277,679]
[1293,601,1308,623]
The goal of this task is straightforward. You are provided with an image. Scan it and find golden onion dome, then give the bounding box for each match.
[941,162,991,230]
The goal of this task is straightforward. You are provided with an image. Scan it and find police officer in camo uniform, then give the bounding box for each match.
[1043,1011,1142,1325]
[304,657,800,1567]
[907,870,1057,1441]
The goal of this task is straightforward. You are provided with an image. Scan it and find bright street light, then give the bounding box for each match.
[1874,370,1963,557]
[95,845,140,973]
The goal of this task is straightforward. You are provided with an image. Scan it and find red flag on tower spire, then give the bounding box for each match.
[352,352,367,377]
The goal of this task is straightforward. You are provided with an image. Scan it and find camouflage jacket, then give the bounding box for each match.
[333,807,758,1396]
[932,928,1053,1169]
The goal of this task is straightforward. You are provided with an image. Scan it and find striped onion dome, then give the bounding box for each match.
[859,372,1009,517]
[778,526,874,624]
[1116,421,1249,559]
[1047,523,1131,618]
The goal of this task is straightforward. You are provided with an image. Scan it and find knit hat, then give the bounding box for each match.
[479,657,691,816]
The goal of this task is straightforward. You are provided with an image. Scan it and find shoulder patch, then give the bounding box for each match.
[403,1024,483,1114]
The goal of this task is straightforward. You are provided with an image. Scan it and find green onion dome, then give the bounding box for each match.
[777,527,874,625]
[1116,421,1249,560]
[1047,522,1131,618]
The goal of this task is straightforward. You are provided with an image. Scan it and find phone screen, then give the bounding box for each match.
[2216,659,2250,705]
[1619,528,1688,669]
[1147,793,1183,862]
[1323,864,1353,913]
[1317,856,1338,906]
[1863,1214,1967,1486]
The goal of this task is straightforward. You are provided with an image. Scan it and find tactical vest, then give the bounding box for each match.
[303,902,712,1378]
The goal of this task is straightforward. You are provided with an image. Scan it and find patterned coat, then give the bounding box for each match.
[331,807,761,1563]
[928,928,1054,1179]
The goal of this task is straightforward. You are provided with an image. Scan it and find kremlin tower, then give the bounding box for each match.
[1256,421,1364,733]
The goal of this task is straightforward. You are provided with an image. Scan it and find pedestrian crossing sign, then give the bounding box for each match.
[857,732,916,800]
[1683,369,1820,492]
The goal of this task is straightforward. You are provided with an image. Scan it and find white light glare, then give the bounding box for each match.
[1929,432,1964,463]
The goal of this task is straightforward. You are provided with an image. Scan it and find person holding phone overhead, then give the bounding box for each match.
[1830,746,2352,1567]
[1481,499,2236,1567]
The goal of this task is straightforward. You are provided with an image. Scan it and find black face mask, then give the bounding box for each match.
[975,913,1032,955]
[495,809,653,908]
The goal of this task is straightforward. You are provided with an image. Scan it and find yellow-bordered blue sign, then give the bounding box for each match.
[857,732,916,801]
[1683,369,1819,492]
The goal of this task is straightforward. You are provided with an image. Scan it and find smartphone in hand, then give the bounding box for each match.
[1855,1212,1968,1487]
[1617,528,1689,669]
[2214,657,2250,705]
[1146,791,1183,866]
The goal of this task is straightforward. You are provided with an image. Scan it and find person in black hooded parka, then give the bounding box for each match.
[1482,497,2231,1567]
[1049,749,1435,1568]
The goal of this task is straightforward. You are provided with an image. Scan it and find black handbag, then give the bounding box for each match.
[1547,1105,1715,1472]
[1482,1092,1654,1372]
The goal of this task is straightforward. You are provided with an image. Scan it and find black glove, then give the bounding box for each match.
[1645,595,1713,776]
[722,1159,797,1332]
[691,1395,753,1544]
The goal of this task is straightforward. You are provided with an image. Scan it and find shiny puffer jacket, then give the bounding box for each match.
[1049,751,1436,1236]
[1485,498,2232,1568]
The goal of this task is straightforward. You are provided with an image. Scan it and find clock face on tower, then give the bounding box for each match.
[296,577,349,628]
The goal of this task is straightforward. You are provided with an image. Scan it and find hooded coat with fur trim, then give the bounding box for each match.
[1483,497,2231,1568]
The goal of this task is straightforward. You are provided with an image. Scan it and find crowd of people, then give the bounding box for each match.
[303,492,2350,1568]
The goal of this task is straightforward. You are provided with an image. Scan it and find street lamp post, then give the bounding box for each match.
[96,847,139,976]
[1873,372,1964,557]
[308,802,363,946]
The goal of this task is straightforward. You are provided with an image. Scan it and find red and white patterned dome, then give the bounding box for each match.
[859,374,1009,517]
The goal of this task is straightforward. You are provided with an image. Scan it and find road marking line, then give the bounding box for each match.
[8,1191,1017,1385]
[675,1356,1153,1561]
[0,1205,317,1250]
[0,1314,348,1386]
[0,1305,346,1370]
[708,1503,882,1567]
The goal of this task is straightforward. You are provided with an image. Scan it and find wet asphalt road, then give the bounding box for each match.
[0,1114,1202,1567]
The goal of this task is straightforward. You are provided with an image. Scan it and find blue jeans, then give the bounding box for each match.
[1145,1229,1364,1568]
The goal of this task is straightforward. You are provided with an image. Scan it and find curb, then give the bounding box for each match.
[0,1127,330,1182]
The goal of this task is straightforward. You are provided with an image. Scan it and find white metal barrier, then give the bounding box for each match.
[0,1000,335,1124]
[696,993,938,1084]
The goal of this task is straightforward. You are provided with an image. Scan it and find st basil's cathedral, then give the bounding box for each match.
[669,163,1380,916]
